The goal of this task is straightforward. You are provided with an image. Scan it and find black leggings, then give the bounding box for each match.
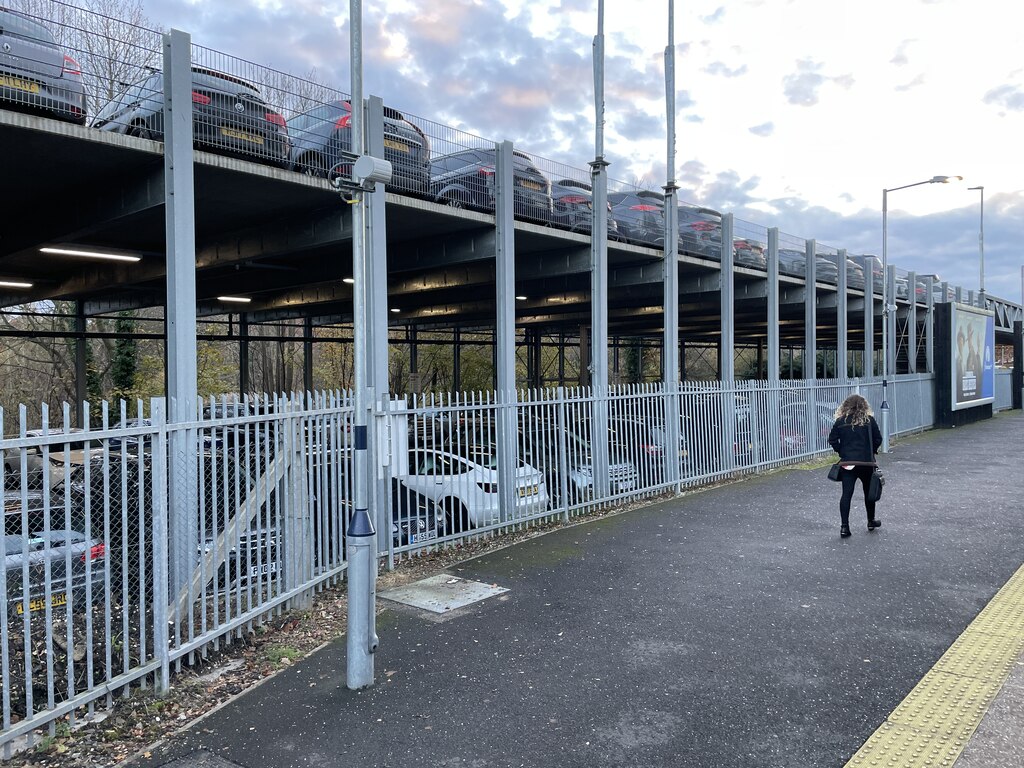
[840,464,876,525]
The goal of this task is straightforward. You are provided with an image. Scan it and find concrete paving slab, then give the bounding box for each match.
[379,573,509,614]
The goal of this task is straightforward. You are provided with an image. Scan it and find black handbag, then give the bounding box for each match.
[827,463,842,482]
[867,466,885,502]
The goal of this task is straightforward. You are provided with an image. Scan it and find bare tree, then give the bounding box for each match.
[256,66,341,120]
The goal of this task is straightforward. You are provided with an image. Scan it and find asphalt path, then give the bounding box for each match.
[137,411,1024,768]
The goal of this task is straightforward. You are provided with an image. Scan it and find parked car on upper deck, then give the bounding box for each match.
[91,67,290,168]
[607,190,664,246]
[287,100,430,194]
[0,8,86,124]
[4,529,106,616]
[429,148,553,223]
[550,179,618,236]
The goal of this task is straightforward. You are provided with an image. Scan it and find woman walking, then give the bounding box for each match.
[828,394,883,538]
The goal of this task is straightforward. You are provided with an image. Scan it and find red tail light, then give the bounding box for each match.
[477,166,495,177]
[641,444,661,455]
[192,91,211,105]
[61,54,81,76]
[691,221,718,232]
[82,543,106,562]
[334,113,351,130]
[265,112,286,128]
[629,204,660,211]
[560,195,590,205]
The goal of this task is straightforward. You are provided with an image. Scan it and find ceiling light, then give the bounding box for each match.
[0,280,33,288]
[218,296,251,303]
[343,277,355,284]
[515,295,528,301]
[390,308,400,313]
[40,247,141,262]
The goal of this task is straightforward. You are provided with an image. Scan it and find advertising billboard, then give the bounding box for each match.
[951,303,995,410]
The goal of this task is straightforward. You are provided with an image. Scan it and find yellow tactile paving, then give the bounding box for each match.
[844,563,1024,768]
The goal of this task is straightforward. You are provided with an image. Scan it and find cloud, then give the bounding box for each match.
[748,122,774,137]
[895,74,926,92]
[704,61,748,78]
[782,59,854,106]
[701,7,726,24]
[983,83,1024,112]
[890,39,916,66]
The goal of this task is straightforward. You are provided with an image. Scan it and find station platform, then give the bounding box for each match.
[133,411,1024,768]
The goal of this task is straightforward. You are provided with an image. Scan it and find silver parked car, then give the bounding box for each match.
[0,8,86,124]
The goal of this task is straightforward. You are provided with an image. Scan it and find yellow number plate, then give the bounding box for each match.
[384,138,410,154]
[220,126,264,145]
[16,592,67,615]
[521,180,543,191]
[0,75,40,94]
[518,485,538,497]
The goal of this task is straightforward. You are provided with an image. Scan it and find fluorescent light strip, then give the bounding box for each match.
[0,280,33,289]
[40,247,141,263]
[218,296,252,303]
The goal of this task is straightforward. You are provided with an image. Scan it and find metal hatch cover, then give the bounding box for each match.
[379,574,509,614]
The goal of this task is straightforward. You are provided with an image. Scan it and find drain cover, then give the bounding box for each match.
[380,574,509,614]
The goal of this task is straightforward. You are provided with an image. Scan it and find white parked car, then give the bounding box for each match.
[399,448,549,533]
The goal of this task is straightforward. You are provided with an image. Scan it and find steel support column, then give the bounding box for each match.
[862,255,875,379]
[804,239,817,379]
[163,29,198,645]
[836,249,848,378]
[75,302,87,427]
[907,271,918,373]
[719,214,735,381]
[767,229,780,381]
[886,265,897,379]
[239,314,250,394]
[494,141,517,524]
[302,317,313,393]
[925,276,935,373]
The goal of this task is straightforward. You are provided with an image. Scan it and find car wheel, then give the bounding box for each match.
[440,194,468,210]
[300,153,327,179]
[443,499,470,535]
[128,122,153,140]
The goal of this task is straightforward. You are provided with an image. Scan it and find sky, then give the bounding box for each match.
[142,0,1024,303]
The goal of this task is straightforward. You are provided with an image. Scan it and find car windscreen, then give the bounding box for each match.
[0,11,57,45]
[192,71,263,100]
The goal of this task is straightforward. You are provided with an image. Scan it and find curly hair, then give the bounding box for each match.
[834,394,873,426]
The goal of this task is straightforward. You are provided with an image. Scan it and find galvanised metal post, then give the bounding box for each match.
[151,399,170,693]
[925,275,934,373]
[555,386,571,522]
[767,228,780,381]
[837,248,848,378]
[907,271,917,373]
[163,28,199,602]
[239,313,250,394]
[589,0,610,498]
[494,140,516,523]
[862,255,875,380]
[719,214,735,381]
[346,0,377,691]
[75,302,87,428]
[886,265,897,380]
[662,0,681,488]
[804,239,817,379]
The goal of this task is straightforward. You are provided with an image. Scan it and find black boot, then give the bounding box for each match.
[868,518,881,531]
[840,524,851,538]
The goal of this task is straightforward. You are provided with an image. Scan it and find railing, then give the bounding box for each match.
[0,374,939,752]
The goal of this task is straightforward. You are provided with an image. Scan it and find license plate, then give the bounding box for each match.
[220,126,265,145]
[16,592,66,615]
[249,562,279,578]
[520,179,543,192]
[384,138,410,154]
[518,485,538,497]
[410,529,437,544]
[0,75,39,94]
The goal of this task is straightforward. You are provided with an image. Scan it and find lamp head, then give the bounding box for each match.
[931,175,963,184]
[968,185,984,191]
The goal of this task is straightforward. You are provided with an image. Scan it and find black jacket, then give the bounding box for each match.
[828,415,882,463]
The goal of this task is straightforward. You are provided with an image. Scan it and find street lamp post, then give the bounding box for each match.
[880,175,961,452]
[968,185,984,306]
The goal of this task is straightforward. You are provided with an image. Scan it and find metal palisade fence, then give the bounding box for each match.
[0,374,935,751]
